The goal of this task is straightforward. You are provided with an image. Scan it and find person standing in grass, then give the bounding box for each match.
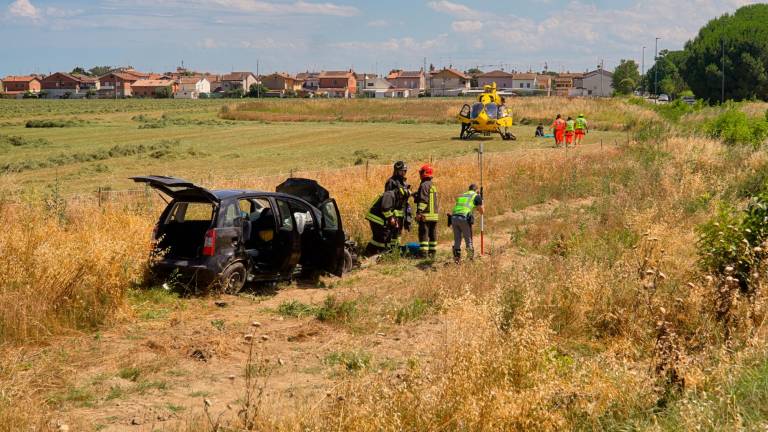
[451,184,484,263]
[575,113,588,146]
[384,161,412,250]
[365,187,410,256]
[414,164,438,259]
[565,116,576,147]
[551,114,566,147]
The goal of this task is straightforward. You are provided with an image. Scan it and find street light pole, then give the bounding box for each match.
[654,37,660,96]
[642,46,646,95]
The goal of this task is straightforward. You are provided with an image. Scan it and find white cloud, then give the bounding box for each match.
[451,20,482,32]
[333,34,448,52]
[8,0,40,19]
[427,0,482,18]
[45,7,84,18]
[367,19,390,27]
[117,0,359,16]
[241,38,306,50]
[199,37,221,49]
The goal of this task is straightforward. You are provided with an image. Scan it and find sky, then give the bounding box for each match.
[0,0,762,76]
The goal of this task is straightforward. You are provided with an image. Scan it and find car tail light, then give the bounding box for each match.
[203,229,216,256]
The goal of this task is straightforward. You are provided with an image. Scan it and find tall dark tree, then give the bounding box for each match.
[70,67,89,76]
[88,66,113,77]
[612,59,641,95]
[642,50,688,97]
[681,4,768,101]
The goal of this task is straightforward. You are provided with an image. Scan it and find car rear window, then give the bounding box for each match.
[165,202,214,224]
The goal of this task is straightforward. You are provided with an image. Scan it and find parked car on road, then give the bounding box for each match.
[658,94,670,102]
[133,176,354,293]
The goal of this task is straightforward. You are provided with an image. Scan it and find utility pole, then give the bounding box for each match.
[654,37,660,96]
[256,59,260,98]
[598,60,604,97]
[641,46,646,95]
[721,38,726,104]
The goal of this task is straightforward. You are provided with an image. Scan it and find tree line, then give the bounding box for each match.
[612,4,768,102]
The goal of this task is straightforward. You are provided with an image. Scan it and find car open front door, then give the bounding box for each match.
[319,199,346,277]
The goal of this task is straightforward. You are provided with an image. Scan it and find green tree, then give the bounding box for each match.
[466,68,483,87]
[71,67,89,76]
[154,86,172,99]
[88,66,112,77]
[681,4,768,101]
[643,50,688,97]
[612,59,641,95]
[247,83,268,98]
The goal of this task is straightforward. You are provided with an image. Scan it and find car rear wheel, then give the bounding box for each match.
[219,262,247,294]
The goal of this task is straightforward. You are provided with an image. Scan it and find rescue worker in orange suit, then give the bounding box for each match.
[565,116,576,147]
[551,114,566,147]
[384,161,412,250]
[414,164,439,259]
[575,113,588,146]
[365,187,410,256]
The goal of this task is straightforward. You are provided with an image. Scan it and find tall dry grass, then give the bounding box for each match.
[0,202,151,344]
[221,97,662,131]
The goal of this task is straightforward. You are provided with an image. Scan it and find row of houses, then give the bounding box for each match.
[0,66,613,99]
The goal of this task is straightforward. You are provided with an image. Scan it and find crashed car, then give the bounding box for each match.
[133,175,354,293]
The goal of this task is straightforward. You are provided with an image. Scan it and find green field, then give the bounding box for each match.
[0,99,626,194]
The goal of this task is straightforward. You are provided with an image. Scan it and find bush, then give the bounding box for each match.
[705,109,768,147]
[697,187,768,292]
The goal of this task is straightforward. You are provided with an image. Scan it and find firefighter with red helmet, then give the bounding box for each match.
[414,164,439,258]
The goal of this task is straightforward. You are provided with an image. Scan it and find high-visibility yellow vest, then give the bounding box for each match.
[566,120,576,132]
[452,191,477,217]
[575,117,587,130]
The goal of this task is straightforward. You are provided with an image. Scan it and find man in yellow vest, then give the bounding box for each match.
[451,184,484,263]
[565,116,576,147]
[414,164,438,258]
[575,113,588,146]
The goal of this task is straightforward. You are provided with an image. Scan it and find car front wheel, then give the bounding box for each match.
[219,262,247,294]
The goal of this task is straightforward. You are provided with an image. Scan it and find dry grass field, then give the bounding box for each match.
[2,97,768,431]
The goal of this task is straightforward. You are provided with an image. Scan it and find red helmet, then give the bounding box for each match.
[419,164,434,178]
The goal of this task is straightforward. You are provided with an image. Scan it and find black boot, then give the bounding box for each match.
[453,248,461,263]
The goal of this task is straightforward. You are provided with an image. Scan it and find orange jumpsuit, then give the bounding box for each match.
[551,118,566,145]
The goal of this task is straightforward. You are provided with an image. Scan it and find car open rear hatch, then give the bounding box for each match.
[131,175,219,202]
[276,178,330,208]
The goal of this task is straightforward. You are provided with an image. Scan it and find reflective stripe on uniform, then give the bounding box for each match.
[366,213,385,225]
[417,203,428,211]
[393,209,404,217]
[426,185,438,221]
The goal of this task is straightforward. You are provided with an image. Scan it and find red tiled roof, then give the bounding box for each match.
[398,70,424,78]
[221,72,255,81]
[479,70,513,78]
[3,75,38,83]
[132,79,175,87]
[432,68,469,79]
[512,73,537,80]
[178,77,206,84]
[100,72,141,82]
[319,71,354,79]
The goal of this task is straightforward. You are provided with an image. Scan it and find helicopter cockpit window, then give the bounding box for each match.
[470,103,483,119]
[485,103,498,119]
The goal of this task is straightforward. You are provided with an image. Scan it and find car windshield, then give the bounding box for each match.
[485,103,498,119]
[470,103,484,119]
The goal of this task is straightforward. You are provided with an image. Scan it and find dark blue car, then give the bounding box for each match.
[133,176,353,293]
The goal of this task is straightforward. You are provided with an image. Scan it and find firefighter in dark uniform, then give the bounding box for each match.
[384,161,412,250]
[414,164,438,258]
[365,187,410,255]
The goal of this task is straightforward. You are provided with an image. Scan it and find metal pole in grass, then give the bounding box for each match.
[479,142,485,256]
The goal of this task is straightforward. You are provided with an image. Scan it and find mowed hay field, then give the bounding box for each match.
[3,97,768,431]
[0,98,629,194]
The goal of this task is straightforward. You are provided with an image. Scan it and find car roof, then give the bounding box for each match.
[209,189,317,205]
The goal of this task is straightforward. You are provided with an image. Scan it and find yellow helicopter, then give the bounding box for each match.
[457,82,516,140]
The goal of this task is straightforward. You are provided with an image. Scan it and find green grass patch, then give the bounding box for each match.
[315,296,358,324]
[324,350,372,372]
[395,298,435,324]
[276,300,317,318]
